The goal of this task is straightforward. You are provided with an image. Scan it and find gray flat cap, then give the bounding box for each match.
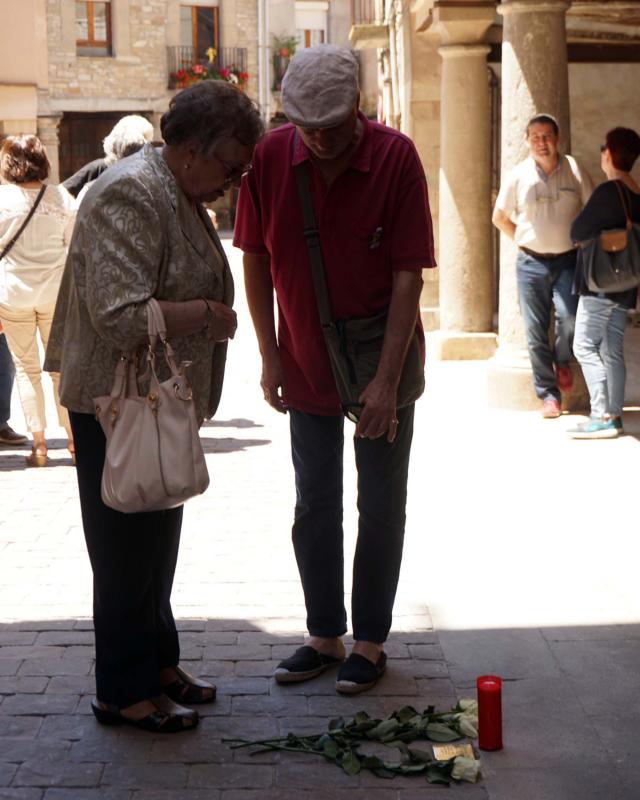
[282,45,359,129]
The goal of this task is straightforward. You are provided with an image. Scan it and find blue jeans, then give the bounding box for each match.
[289,405,414,644]
[516,250,578,401]
[573,295,628,418]
[0,333,15,427]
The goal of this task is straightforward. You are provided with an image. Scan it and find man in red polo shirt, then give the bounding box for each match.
[234,45,435,693]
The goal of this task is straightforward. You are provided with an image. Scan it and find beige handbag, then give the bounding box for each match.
[94,298,210,513]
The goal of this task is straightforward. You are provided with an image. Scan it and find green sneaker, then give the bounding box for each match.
[610,417,624,434]
[567,418,620,439]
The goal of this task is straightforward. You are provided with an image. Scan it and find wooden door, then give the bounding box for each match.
[58,112,126,181]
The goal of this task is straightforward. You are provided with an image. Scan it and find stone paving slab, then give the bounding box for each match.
[2,242,640,798]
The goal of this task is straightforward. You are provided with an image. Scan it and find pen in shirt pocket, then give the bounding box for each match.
[369,226,383,250]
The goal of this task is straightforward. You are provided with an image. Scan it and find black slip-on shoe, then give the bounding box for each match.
[335,652,387,695]
[274,645,344,684]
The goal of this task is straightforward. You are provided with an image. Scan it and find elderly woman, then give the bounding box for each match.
[0,135,76,466]
[568,127,640,439]
[45,82,264,732]
[74,114,155,205]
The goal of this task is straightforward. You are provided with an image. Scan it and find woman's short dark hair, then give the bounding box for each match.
[0,135,51,183]
[161,82,265,155]
[605,127,640,173]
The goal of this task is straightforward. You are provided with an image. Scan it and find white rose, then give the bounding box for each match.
[451,756,481,783]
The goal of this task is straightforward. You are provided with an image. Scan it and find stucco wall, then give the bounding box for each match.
[570,63,640,185]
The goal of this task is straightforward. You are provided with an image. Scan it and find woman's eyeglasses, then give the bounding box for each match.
[216,156,253,183]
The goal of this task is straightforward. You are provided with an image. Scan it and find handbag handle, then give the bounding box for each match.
[0,185,46,261]
[145,298,184,380]
[613,180,633,231]
[147,297,168,345]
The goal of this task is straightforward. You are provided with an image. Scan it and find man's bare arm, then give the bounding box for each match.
[243,252,287,413]
[492,207,516,240]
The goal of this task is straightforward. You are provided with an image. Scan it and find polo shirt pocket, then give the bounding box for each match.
[352,222,388,257]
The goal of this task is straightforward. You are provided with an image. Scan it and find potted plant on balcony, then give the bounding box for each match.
[170,49,249,90]
[271,33,298,91]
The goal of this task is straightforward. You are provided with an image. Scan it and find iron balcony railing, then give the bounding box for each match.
[167,46,248,89]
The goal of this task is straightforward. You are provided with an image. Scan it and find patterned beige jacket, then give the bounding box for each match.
[45,144,234,424]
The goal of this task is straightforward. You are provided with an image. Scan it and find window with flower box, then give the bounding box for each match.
[76,1,112,57]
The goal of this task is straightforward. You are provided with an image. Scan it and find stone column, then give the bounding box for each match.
[37,115,62,183]
[430,4,497,360]
[487,0,585,409]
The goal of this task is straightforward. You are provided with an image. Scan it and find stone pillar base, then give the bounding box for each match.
[429,330,497,360]
[487,353,590,412]
[487,354,539,410]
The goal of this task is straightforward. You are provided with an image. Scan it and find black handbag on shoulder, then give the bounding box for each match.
[294,161,425,421]
[581,180,640,293]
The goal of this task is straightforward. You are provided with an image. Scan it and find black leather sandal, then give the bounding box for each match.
[91,695,199,733]
[336,652,387,695]
[162,665,217,705]
[274,645,344,684]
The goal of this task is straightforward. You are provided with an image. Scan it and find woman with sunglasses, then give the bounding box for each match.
[568,127,640,438]
[45,82,263,732]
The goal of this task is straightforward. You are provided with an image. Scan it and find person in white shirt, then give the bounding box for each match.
[0,135,76,466]
[493,114,594,418]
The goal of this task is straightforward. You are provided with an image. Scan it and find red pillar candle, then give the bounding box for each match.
[477,675,503,750]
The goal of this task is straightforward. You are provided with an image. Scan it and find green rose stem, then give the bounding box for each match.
[222,702,482,785]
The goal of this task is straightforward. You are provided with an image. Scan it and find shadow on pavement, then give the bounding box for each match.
[200,437,271,454]
[0,438,75,472]
[203,418,264,430]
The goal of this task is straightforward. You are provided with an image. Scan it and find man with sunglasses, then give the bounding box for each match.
[234,45,435,694]
[492,114,594,418]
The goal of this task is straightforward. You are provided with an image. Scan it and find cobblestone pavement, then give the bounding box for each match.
[1,241,640,799]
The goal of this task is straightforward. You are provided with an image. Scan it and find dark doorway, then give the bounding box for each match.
[58,111,150,181]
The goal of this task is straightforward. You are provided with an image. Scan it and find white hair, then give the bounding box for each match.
[103,115,154,165]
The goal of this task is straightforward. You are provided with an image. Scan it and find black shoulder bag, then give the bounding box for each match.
[581,180,640,293]
[0,185,47,261]
[293,161,424,420]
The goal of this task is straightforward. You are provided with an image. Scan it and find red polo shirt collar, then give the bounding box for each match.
[291,111,373,173]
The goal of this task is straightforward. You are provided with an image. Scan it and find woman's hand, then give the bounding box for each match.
[203,300,237,342]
